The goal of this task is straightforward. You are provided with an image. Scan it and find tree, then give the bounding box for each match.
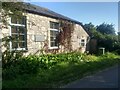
[1,1,26,69]
[118,32,120,42]
[83,22,96,37]
[96,23,115,35]
[1,1,26,25]
[96,23,119,51]
[83,22,119,53]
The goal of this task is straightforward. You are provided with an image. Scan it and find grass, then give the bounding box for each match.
[2,52,120,88]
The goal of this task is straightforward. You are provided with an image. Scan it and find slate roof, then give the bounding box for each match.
[24,3,82,25]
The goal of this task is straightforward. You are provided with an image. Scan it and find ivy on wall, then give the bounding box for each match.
[58,20,75,52]
[42,20,75,54]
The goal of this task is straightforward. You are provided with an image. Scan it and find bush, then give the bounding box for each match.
[3,51,119,80]
[3,51,120,88]
[114,49,120,55]
[2,52,83,79]
[3,55,41,80]
[3,66,20,80]
[2,50,23,69]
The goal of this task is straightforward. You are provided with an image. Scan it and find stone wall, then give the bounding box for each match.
[26,13,60,55]
[71,24,89,53]
[1,17,11,52]
[1,12,90,55]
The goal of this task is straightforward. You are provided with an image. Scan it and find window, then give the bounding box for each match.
[50,21,59,29]
[80,39,86,47]
[50,22,59,49]
[10,16,27,50]
[11,16,26,25]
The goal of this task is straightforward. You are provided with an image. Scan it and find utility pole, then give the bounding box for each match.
[118,2,120,42]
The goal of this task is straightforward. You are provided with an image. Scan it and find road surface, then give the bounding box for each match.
[63,65,119,88]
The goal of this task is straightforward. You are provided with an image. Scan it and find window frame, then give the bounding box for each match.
[80,38,86,47]
[49,22,59,49]
[9,16,27,51]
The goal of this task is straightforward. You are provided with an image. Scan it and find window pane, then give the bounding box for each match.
[54,23,59,29]
[12,34,18,41]
[50,37,54,41]
[55,40,58,46]
[50,30,53,36]
[11,17,17,24]
[19,42,25,48]
[11,16,26,25]
[55,31,59,35]
[12,42,18,49]
[11,26,25,34]
[50,22,59,29]
[51,42,55,47]
[50,30,59,47]
[11,26,17,33]
[18,27,25,34]
[51,30,58,36]
[53,31,56,36]
[22,16,26,25]
[19,35,25,41]
[81,39,85,42]
[51,41,58,47]
[50,30,58,37]
[50,22,53,28]
[18,16,26,25]
[81,43,85,47]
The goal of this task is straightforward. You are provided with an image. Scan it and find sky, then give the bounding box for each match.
[29,2,118,33]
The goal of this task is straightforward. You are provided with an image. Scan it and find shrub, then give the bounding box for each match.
[2,50,23,69]
[3,51,119,81]
[114,49,120,55]
[3,66,20,80]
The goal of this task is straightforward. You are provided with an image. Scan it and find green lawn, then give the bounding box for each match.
[2,52,120,88]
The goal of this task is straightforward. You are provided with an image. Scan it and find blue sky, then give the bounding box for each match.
[29,2,118,33]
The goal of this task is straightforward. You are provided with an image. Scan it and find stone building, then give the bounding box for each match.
[1,3,90,55]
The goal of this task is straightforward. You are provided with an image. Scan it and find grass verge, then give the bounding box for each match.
[2,52,120,88]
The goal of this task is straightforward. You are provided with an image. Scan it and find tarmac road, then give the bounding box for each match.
[63,64,119,88]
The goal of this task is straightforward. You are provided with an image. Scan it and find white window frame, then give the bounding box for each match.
[80,38,86,47]
[49,28,59,49]
[9,17,26,51]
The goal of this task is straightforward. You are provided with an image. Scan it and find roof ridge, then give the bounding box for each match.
[24,2,82,25]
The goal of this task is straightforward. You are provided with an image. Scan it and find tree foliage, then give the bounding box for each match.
[96,23,115,35]
[83,22,96,37]
[83,22,119,53]
[1,2,26,25]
